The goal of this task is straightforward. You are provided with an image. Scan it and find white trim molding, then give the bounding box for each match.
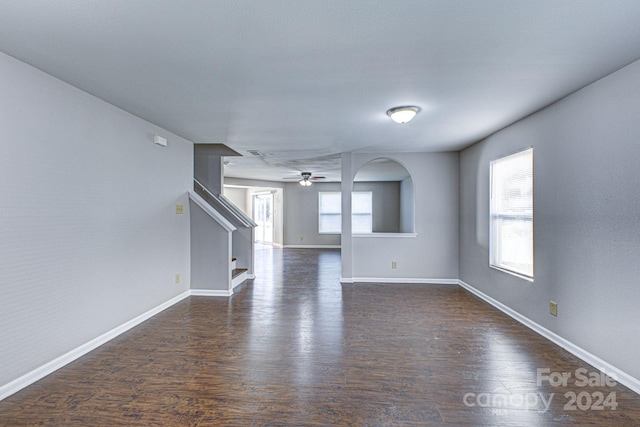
[458,280,640,396]
[283,245,341,249]
[352,233,418,238]
[0,290,191,402]
[190,289,233,297]
[188,191,236,232]
[346,277,458,285]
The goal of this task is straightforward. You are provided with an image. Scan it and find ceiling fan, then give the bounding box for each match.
[283,172,326,186]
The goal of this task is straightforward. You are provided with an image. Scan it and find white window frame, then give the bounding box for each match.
[490,147,534,281]
[318,191,373,234]
[318,192,342,234]
[352,191,373,234]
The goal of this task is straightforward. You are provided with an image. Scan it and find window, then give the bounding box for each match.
[490,148,534,280]
[318,191,373,234]
[352,191,372,234]
[318,192,341,234]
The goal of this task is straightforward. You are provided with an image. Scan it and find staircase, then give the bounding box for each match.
[231,258,248,288]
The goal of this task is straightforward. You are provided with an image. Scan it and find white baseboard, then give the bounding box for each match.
[458,280,640,396]
[344,277,458,285]
[271,243,283,248]
[0,290,191,402]
[190,289,233,297]
[8,280,638,404]
[283,245,341,249]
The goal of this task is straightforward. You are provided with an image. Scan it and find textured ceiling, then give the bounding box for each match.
[1,1,640,182]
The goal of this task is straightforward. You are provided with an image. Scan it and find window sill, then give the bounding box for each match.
[490,265,534,282]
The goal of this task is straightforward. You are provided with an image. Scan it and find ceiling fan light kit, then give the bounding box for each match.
[387,106,421,124]
[283,172,326,186]
[299,172,313,186]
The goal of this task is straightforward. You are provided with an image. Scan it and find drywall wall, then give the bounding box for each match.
[400,176,415,233]
[353,181,401,233]
[283,181,404,246]
[345,152,459,281]
[284,182,342,246]
[189,200,231,292]
[459,58,640,381]
[0,52,192,389]
[223,186,248,213]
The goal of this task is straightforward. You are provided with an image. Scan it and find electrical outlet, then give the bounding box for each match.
[175,204,184,214]
[549,301,558,317]
[175,273,181,284]
[391,261,397,269]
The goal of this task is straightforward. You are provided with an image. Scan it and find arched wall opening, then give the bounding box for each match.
[352,157,415,234]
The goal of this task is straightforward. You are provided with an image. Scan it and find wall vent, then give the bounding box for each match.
[246,149,263,156]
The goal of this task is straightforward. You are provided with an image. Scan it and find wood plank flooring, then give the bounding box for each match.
[1,246,640,425]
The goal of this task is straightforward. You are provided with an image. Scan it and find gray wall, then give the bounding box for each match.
[189,200,231,291]
[283,181,404,246]
[223,186,248,213]
[353,181,400,233]
[459,58,640,380]
[0,52,192,388]
[284,182,342,246]
[400,176,415,233]
[346,152,459,281]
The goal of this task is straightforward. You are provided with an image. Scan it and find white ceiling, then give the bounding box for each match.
[2,1,640,182]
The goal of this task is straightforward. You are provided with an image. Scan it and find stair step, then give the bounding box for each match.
[231,268,247,279]
[231,268,248,289]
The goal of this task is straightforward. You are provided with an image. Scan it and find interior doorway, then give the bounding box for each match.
[253,192,274,244]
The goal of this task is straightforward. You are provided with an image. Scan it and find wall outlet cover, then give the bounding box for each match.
[550,301,558,317]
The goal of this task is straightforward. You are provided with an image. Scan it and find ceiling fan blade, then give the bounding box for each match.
[310,176,326,180]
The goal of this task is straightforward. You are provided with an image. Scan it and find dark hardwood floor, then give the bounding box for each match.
[1,246,640,426]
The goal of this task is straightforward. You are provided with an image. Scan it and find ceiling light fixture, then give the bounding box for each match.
[299,172,313,186]
[386,106,421,124]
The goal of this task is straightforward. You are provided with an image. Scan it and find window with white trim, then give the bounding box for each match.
[352,191,372,234]
[318,191,373,234]
[490,148,534,280]
[318,192,341,234]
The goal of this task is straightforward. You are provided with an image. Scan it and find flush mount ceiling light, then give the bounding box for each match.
[386,106,421,124]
